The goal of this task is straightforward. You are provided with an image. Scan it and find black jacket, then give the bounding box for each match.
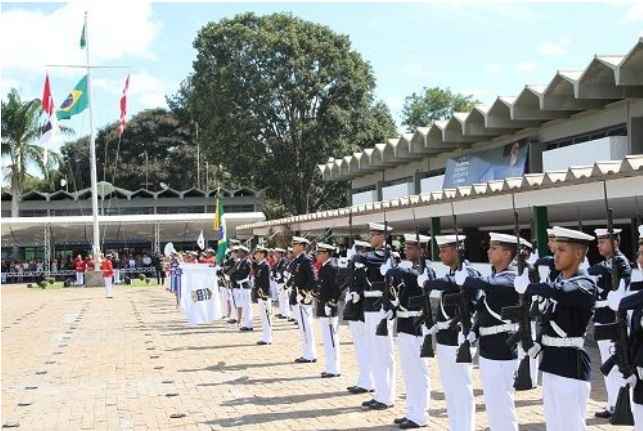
[253,260,271,302]
[315,260,341,317]
[288,253,316,305]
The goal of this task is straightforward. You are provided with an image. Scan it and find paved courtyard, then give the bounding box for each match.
[0,284,633,430]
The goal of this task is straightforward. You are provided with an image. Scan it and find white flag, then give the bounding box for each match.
[197,230,205,250]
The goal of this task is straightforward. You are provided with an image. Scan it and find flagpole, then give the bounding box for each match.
[84,11,101,260]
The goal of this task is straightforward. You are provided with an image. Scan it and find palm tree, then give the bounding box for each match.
[1,88,44,219]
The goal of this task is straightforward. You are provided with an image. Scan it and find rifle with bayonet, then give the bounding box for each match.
[501,194,539,390]
[376,204,396,336]
[441,202,473,363]
[342,208,362,321]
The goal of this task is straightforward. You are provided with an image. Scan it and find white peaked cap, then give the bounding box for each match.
[553,226,595,244]
[489,232,530,246]
[403,234,431,244]
[354,240,372,249]
[291,236,310,245]
[434,234,466,247]
[594,228,623,239]
[316,242,336,252]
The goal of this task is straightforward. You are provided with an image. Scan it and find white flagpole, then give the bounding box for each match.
[84,11,101,260]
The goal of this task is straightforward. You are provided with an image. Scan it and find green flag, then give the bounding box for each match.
[56,75,89,120]
[80,22,86,49]
[215,197,227,264]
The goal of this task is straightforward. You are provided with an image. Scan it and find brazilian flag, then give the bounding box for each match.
[56,75,89,120]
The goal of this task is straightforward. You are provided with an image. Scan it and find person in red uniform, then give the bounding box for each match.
[101,254,114,298]
[74,254,86,287]
[203,249,217,266]
[85,256,95,272]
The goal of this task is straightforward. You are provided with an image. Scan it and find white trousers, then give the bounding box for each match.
[398,333,429,426]
[479,356,519,431]
[436,343,475,431]
[348,320,374,390]
[278,285,290,318]
[259,299,272,343]
[241,290,253,328]
[104,277,113,297]
[296,304,316,360]
[364,310,395,406]
[76,272,84,286]
[114,269,120,284]
[633,400,643,431]
[319,316,341,374]
[542,371,590,431]
[598,338,625,411]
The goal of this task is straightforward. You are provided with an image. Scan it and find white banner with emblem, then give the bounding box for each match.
[179,263,222,324]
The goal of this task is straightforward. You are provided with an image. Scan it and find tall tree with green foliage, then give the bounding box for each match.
[401,86,479,132]
[169,12,397,215]
[60,108,197,192]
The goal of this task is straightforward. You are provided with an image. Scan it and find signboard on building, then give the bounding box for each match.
[443,141,528,187]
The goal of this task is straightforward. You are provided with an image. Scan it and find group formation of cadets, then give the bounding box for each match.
[206,220,643,431]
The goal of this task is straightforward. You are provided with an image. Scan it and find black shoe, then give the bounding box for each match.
[288,318,296,322]
[393,417,407,425]
[294,357,316,363]
[227,319,237,324]
[348,386,372,394]
[370,401,392,410]
[321,372,340,378]
[361,399,377,408]
[399,419,423,429]
[240,327,254,332]
[256,341,270,345]
[595,409,612,419]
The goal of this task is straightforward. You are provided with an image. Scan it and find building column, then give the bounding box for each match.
[413,169,422,195]
[430,217,440,261]
[533,206,549,257]
[153,223,160,255]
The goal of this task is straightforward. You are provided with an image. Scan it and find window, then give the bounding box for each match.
[544,124,627,151]
[156,206,204,214]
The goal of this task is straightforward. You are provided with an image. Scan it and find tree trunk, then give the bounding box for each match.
[10,182,21,259]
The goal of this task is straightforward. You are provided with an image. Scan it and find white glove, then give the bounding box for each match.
[632,268,643,283]
[345,291,352,303]
[384,309,394,320]
[537,265,550,282]
[399,260,412,270]
[337,257,349,269]
[466,331,477,344]
[454,268,468,286]
[457,332,465,346]
[417,269,429,287]
[513,271,530,295]
[607,288,626,312]
[527,252,538,265]
[390,298,400,308]
[346,245,356,260]
[528,342,542,359]
[380,258,392,276]
[324,305,332,317]
[351,292,361,304]
[637,366,643,380]
[626,373,638,387]
[580,257,590,271]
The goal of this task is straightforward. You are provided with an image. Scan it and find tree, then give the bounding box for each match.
[1,89,63,215]
[169,12,395,215]
[401,87,479,131]
[60,108,196,191]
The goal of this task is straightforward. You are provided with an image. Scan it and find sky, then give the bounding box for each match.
[1,0,642,156]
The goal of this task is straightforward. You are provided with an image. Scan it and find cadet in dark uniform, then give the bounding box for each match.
[289,236,317,363]
[534,228,560,283]
[424,234,479,431]
[272,248,291,319]
[455,232,523,431]
[345,240,375,394]
[315,242,342,377]
[514,226,597,431]
[589,227,632,418]
[361,222,395,411]
[231,245,253,331]
[386,234,433,429]
[253,246,272,345]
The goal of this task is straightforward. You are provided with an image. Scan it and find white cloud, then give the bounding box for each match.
[485,63,502,74]
[539,37,572,56]
[625,1,643,21]
[515,62,537,73]
[1,1,161,74]
[93,71,168,109]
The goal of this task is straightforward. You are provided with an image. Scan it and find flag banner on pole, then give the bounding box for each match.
[118,74,130,137]
[80,21,86,49]
[56,75,89,120]
[39,73,58,161]
[197,230,205,251]
[214,197,228,264]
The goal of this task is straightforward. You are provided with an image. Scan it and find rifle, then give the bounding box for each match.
[594,311,635,425]
[603,181,621,291]
[342,208,361,321]
[501,193,537,390]
[442,202,473,364]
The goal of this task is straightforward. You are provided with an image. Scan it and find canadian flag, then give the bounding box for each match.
[39,73,58,164]
[118,74,130,137]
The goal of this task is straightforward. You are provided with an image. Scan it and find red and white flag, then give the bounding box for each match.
[39,73,58,164]
[118,74,130,137]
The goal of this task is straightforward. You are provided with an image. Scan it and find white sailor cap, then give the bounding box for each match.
[287,246,293,252]
[229,239,241,245]
[553,226,594,244]
[368,222,393,233]
[403,234,431,244]
[489,233,528,246]
[354,240,372,249]
[206,248,215,254]
[254,245,269,253]
[594,228,623,239]
[291,236,310,245]
[317,242,336,252]
[546,228,556,237]
[236,245,250,253]
[273,247,286,253]
[434,234,466,247]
